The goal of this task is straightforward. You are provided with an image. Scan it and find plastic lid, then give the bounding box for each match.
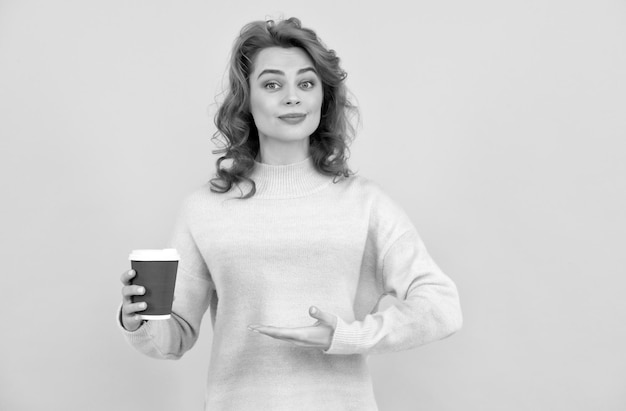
[129,248,180,261]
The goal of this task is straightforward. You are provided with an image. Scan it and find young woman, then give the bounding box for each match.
[119,17,462,411]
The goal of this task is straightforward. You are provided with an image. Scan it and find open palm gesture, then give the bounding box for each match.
[248,306,337,350]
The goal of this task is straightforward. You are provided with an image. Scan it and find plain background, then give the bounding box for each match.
[1,0,625,410]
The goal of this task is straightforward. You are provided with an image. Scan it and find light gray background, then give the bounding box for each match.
[1,0,625,410]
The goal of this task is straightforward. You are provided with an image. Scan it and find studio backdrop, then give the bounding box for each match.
[1,0,625,410]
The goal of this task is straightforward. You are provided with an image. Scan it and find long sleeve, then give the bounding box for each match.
[323,186,463,356]
[117,196,216,360]
[116,160,462,410]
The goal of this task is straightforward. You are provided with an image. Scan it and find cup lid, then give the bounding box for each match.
[129,248,180,261]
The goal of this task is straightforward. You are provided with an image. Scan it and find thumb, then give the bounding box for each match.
[309,306,337,328]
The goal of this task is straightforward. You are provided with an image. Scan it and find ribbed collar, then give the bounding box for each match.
[249,156,334,199]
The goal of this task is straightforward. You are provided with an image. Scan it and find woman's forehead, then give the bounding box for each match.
[251,47,316,76]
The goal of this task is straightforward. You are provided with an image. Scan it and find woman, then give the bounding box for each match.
[118,17,462,410]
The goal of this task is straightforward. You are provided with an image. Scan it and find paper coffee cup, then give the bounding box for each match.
[129,249,180,320]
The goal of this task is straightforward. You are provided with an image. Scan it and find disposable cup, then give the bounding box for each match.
[128,249,180,320]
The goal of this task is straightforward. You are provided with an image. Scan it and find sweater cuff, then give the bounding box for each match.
[116,304,151,342]
[322,316,370,355]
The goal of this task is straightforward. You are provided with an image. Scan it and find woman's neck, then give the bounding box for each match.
[248,155,333,199]
[256,138,310,165]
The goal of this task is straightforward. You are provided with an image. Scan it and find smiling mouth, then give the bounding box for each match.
[279,113,306,119]
[278,113,306,124]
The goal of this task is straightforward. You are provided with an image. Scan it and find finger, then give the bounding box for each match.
[249,325,293,339]
[120,269,136,285]
[121,285,146,302]
[250,328,304,345]
[249,324,313,333]
[121,313,144,332]
[309,306,337,329]
[250,325,315,343]
[251,327,325,348]
[122,301,148,315]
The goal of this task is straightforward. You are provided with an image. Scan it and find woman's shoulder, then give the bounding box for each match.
[341,172,390,199]
[177,182,232,212]
[342,173,411,220]
[181,182,213,201]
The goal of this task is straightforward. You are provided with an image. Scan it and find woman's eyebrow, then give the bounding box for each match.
[257,67,318,79]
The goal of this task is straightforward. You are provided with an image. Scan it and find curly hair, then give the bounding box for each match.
[209,17,359,199]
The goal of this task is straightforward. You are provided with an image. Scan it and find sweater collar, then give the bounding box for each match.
[249,156,333,199]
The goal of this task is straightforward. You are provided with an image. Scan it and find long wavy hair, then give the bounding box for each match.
[209,17,358,199]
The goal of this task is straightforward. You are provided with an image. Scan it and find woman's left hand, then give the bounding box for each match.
[248,306,337,351]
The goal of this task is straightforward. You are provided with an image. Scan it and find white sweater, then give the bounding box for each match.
[118,156,462,410]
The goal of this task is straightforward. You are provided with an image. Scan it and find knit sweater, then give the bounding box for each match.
[118,156,462,411]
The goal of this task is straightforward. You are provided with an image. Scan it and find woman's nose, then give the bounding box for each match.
[283,86,301,105]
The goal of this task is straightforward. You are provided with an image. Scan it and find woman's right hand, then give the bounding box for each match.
[120,269,147,332]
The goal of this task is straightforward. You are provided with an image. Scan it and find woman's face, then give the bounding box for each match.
[248,47,323,147]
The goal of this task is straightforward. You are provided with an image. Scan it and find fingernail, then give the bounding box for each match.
[139,287,145,294]
[310,307,317,314]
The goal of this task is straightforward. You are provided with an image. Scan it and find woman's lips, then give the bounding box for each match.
[278,113,306,124]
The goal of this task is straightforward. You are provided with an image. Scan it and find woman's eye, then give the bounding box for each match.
[264,82,281,90]
[300,81,315,89]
